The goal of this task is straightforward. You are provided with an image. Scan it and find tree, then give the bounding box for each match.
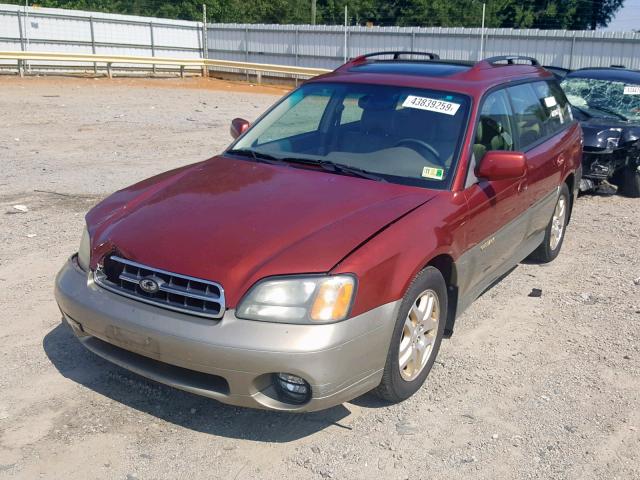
[495,0,626,30]
[5,0,627,29]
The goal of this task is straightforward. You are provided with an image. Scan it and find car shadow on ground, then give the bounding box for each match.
[43,322,361,442]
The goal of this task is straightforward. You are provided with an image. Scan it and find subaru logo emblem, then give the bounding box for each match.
[139,276,161,294]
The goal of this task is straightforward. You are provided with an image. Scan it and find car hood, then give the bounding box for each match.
[87,156,436,306]
[578,117,640,150]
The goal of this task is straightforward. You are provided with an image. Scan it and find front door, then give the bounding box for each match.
[458,89,529,307]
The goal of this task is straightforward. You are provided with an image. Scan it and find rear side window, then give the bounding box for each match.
[506,83,546,150]
[531,80,572,135]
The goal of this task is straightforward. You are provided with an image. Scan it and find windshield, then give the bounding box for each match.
[230,82,470,189]
[561,77,640,122]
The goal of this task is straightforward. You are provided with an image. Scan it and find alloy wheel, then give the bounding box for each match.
[550,196,567,250]
[398,289,440,381]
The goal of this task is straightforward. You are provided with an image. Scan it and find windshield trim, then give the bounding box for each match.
[225,81,473,191]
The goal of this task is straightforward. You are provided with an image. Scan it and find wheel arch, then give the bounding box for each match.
[424,253,459,338]
[564,172,576,224]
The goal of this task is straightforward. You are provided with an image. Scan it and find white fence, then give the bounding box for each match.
[0,3,204,60]
[2,3,640,73]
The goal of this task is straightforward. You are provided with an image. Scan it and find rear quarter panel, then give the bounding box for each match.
[563,122,583,180]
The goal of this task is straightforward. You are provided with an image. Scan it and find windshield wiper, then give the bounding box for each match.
[226,148,285,165]
[279,157,387,182]
[586,104,628,121]
[227,150,386,181]
[320,161,387,182]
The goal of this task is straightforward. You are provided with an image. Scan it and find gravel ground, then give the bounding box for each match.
[0,76,638,480]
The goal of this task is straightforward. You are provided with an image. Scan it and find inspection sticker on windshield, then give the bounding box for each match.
[422,166,445,180]
[403,95,461,116]
[623,85,640,95]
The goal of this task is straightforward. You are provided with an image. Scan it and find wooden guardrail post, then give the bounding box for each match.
[18,59,24,77]
[107,62,112,79]
[180,65,185,78]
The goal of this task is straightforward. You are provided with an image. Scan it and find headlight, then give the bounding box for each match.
[606,136,620,150]
[77,225,90,271]
[236,275,356,324]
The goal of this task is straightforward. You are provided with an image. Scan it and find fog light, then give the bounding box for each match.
[274,373,311,404]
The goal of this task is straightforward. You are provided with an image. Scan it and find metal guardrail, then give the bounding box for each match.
[0,50,331,80]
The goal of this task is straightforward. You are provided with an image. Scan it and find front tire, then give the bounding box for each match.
[529,183,570,263]
[373,267,447,403]
[620,164,640,198]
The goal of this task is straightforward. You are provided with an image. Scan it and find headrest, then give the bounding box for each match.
[476,120,483,142]
[358,94,397,111]
[476,117,502,143]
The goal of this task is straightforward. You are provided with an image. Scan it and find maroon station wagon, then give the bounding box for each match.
[55,53,583,412]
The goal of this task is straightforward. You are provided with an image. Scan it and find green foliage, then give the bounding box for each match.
[6,0,626,29]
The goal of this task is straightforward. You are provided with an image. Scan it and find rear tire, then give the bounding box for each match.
[373,267,446,403]
[529,183,570,264]
[620,164,640,198]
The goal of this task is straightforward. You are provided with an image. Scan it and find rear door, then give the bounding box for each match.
[506,81,574,238]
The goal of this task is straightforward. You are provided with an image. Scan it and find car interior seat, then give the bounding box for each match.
[473,116,510,161]
[429,114,461,166]
[517,120,541,146]
[339,94,396,153]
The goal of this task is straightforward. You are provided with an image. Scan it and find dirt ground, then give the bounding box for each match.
[0,76,638,480]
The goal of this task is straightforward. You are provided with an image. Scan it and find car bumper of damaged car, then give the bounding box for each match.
[54,256,399,412]
[581,142,640,184]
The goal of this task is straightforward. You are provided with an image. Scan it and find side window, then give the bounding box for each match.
[531,80,572,135]
[256,89,331,145]
[473,89,515,161]
[506,83,546,150]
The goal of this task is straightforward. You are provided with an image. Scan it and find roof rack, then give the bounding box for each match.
[483,55,540,66]
[350,51,440,64]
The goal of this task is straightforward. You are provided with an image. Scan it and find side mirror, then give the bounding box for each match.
[230,118,250,139]
[476,151,527,181]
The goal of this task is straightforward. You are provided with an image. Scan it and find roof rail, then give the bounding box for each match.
[349,51,440,65]
[483,55,540,66]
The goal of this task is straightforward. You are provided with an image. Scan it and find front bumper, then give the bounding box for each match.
[582,144,640,181]
[54,257,399,412]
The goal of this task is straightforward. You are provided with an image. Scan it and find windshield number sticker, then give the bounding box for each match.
[422,166,445,180]
[624,85,640,95]
[403,96,461,116]
[544,96,557,108]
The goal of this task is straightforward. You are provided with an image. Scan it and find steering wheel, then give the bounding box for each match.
[394,139,443,166]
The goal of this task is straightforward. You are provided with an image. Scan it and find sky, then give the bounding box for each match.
[604,0,640,30]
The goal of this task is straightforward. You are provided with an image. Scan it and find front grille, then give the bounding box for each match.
[94,255,225,319]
